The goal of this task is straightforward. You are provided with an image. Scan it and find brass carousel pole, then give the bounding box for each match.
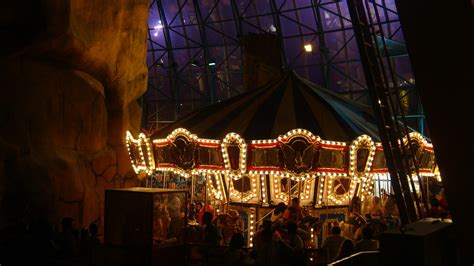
[163,172,167,188]
[204,174,208,208]
[241,176,246,245]
[241,176,244,219]
[190,173,195,204]
[287,176,291,206]
[226,174,230,213]
[298,180,301,200]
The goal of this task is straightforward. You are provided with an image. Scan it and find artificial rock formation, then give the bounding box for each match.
[0,0,149,230]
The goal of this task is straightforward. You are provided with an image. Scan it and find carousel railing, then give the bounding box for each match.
[252,209,275,231]
[328,250,379,266]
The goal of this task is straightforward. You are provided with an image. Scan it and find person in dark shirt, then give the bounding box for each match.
[284,221,306,266]
[322,225,347,263]
[335,238,355,262]
[198,204,214,224]
[253,219,282,266]
[429,196,441,218]
[224,233,255,266]
[271,202,287,224]
[55,217,77,260]
[83,223,101,266]
[202,211,221,246]
[354,226,378,252]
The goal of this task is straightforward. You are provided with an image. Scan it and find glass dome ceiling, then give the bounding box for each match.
[144,0,416,131]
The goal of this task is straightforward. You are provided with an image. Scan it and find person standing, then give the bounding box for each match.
[271,202,287,224]
[253,220,282,266]
[284,221,306,266]
[283,198,304,223]
[334,238,355,261]
[55,217,77,260]
[202,212,221,246]
[322,225,347,263]
[83,223,101,266]
[354,226,378,252]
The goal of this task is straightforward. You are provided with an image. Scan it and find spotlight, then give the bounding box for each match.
[304,43,313,52]
[269,25,277,33]
[153,20,163,30]
[191,60,200,67]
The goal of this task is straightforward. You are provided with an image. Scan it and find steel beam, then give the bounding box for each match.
[270,0,288,67]
[156,0,180,120]
[193,0,216,104]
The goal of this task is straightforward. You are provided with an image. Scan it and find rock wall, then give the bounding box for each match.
[0,0,149,230]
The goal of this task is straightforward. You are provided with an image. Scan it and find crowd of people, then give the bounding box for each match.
[191,198,324,265]
[194,186,450,266]
[0,217,101,265]
[250,196,386,265]
[0,186,448,265]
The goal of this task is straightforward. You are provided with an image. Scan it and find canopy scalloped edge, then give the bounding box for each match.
[126,128,438,206]
[126,128,437,180]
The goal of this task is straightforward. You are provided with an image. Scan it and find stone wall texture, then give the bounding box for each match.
[0,0,149,230]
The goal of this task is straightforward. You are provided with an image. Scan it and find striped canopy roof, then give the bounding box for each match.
[152,71,380,142]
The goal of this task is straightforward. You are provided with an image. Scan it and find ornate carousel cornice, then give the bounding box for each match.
[126,127,437,179]
[126,128,438,206]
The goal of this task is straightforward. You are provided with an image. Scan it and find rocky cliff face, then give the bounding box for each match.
[0,0,148,230]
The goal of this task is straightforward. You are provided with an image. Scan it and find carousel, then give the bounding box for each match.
[124,71,439,247]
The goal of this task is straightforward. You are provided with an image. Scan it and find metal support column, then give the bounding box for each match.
[193,0,216,104]
[347,0,422,224]
[156,0,180,120]
[312,0,331,89]
[231,0,244,38]
[270,0,288,67]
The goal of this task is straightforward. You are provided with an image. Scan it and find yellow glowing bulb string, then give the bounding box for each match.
[126,128,439,205]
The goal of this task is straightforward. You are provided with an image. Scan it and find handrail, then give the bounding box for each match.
[328,251,379,265]
[255,209,275,225]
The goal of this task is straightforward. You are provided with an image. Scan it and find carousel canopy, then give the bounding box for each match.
[126,71,438,207]
[152,71,380,142]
